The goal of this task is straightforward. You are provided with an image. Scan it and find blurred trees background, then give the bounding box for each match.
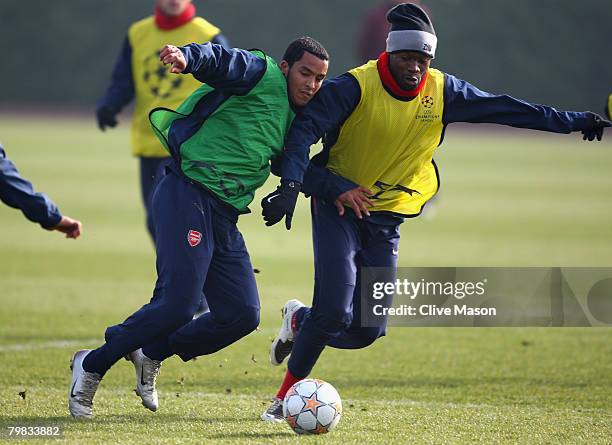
[0,0,609,112]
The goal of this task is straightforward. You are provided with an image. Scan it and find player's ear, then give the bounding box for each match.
[279,60,290,77]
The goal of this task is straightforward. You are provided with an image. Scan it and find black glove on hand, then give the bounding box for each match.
[582,112,611,142]
[261,179,301,229]
[96,106,118,131]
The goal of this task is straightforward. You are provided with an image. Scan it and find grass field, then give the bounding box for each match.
[0,116,611,444]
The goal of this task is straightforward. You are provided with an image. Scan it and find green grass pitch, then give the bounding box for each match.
[0,116,611,443]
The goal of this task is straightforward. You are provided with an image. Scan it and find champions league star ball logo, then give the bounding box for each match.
[143,51,183,99]
[421,96,434,109]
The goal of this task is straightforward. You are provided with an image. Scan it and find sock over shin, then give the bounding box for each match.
[82,349,112,377]
[142,339,173,362]
[276,369,302,400]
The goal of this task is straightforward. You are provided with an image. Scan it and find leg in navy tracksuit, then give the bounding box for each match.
[83,171,259,376]
[287,197,400,378]
[140,156,208,312]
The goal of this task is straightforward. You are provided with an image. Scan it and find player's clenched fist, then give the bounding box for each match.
[159,44,187,73]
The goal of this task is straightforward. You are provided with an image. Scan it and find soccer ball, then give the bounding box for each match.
[282,379,342,435]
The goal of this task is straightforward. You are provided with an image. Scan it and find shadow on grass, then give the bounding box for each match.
[206,431,292,440]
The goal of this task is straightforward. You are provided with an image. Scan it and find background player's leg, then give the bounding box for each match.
[139,157,170,242]
[143,208,260,362]
[82,172,212,376]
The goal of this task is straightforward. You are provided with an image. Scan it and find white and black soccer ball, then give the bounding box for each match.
[282,378,342,435]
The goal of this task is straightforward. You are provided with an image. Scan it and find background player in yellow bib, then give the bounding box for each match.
[95,0,229,243]
[260,3,611,421]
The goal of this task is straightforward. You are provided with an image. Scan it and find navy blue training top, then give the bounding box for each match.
[0,144,62,229]
[282,71,593,185]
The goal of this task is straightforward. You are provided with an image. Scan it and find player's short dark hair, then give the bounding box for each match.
[282,37,329,67]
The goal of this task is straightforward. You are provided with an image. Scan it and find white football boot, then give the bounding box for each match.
[129,348,162,412]
[269,299,305,366]
[261,397,284,422]
[68,349,102,418]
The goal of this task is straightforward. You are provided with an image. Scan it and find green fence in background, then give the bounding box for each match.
[0,0,610,112]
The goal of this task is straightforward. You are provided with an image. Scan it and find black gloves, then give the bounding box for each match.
[582,112,611,142]
[96,106,118,131]
[261,179,301,229]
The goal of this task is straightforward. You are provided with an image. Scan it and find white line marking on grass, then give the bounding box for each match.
[0,327,278,354]
[0,339,100,352]
[4,387,607,415]
[0,330,282,353]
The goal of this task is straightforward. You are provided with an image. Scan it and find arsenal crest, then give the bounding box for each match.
[187,230,202,247]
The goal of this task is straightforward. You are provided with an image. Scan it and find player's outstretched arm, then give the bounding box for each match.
[0,146,61,228]
[443,74,611,141]
[160,42,266,94]
[0,145,82,239]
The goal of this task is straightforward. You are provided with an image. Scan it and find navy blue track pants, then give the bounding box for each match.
[288,197,401,378]
[140,157,208,313]
[84,171,259,375]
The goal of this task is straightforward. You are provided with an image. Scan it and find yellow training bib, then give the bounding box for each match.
[326,62,445,216]
[129,16,220,157]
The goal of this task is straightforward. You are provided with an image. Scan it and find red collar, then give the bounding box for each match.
[155,3,196,30]
[376,52,428,99]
